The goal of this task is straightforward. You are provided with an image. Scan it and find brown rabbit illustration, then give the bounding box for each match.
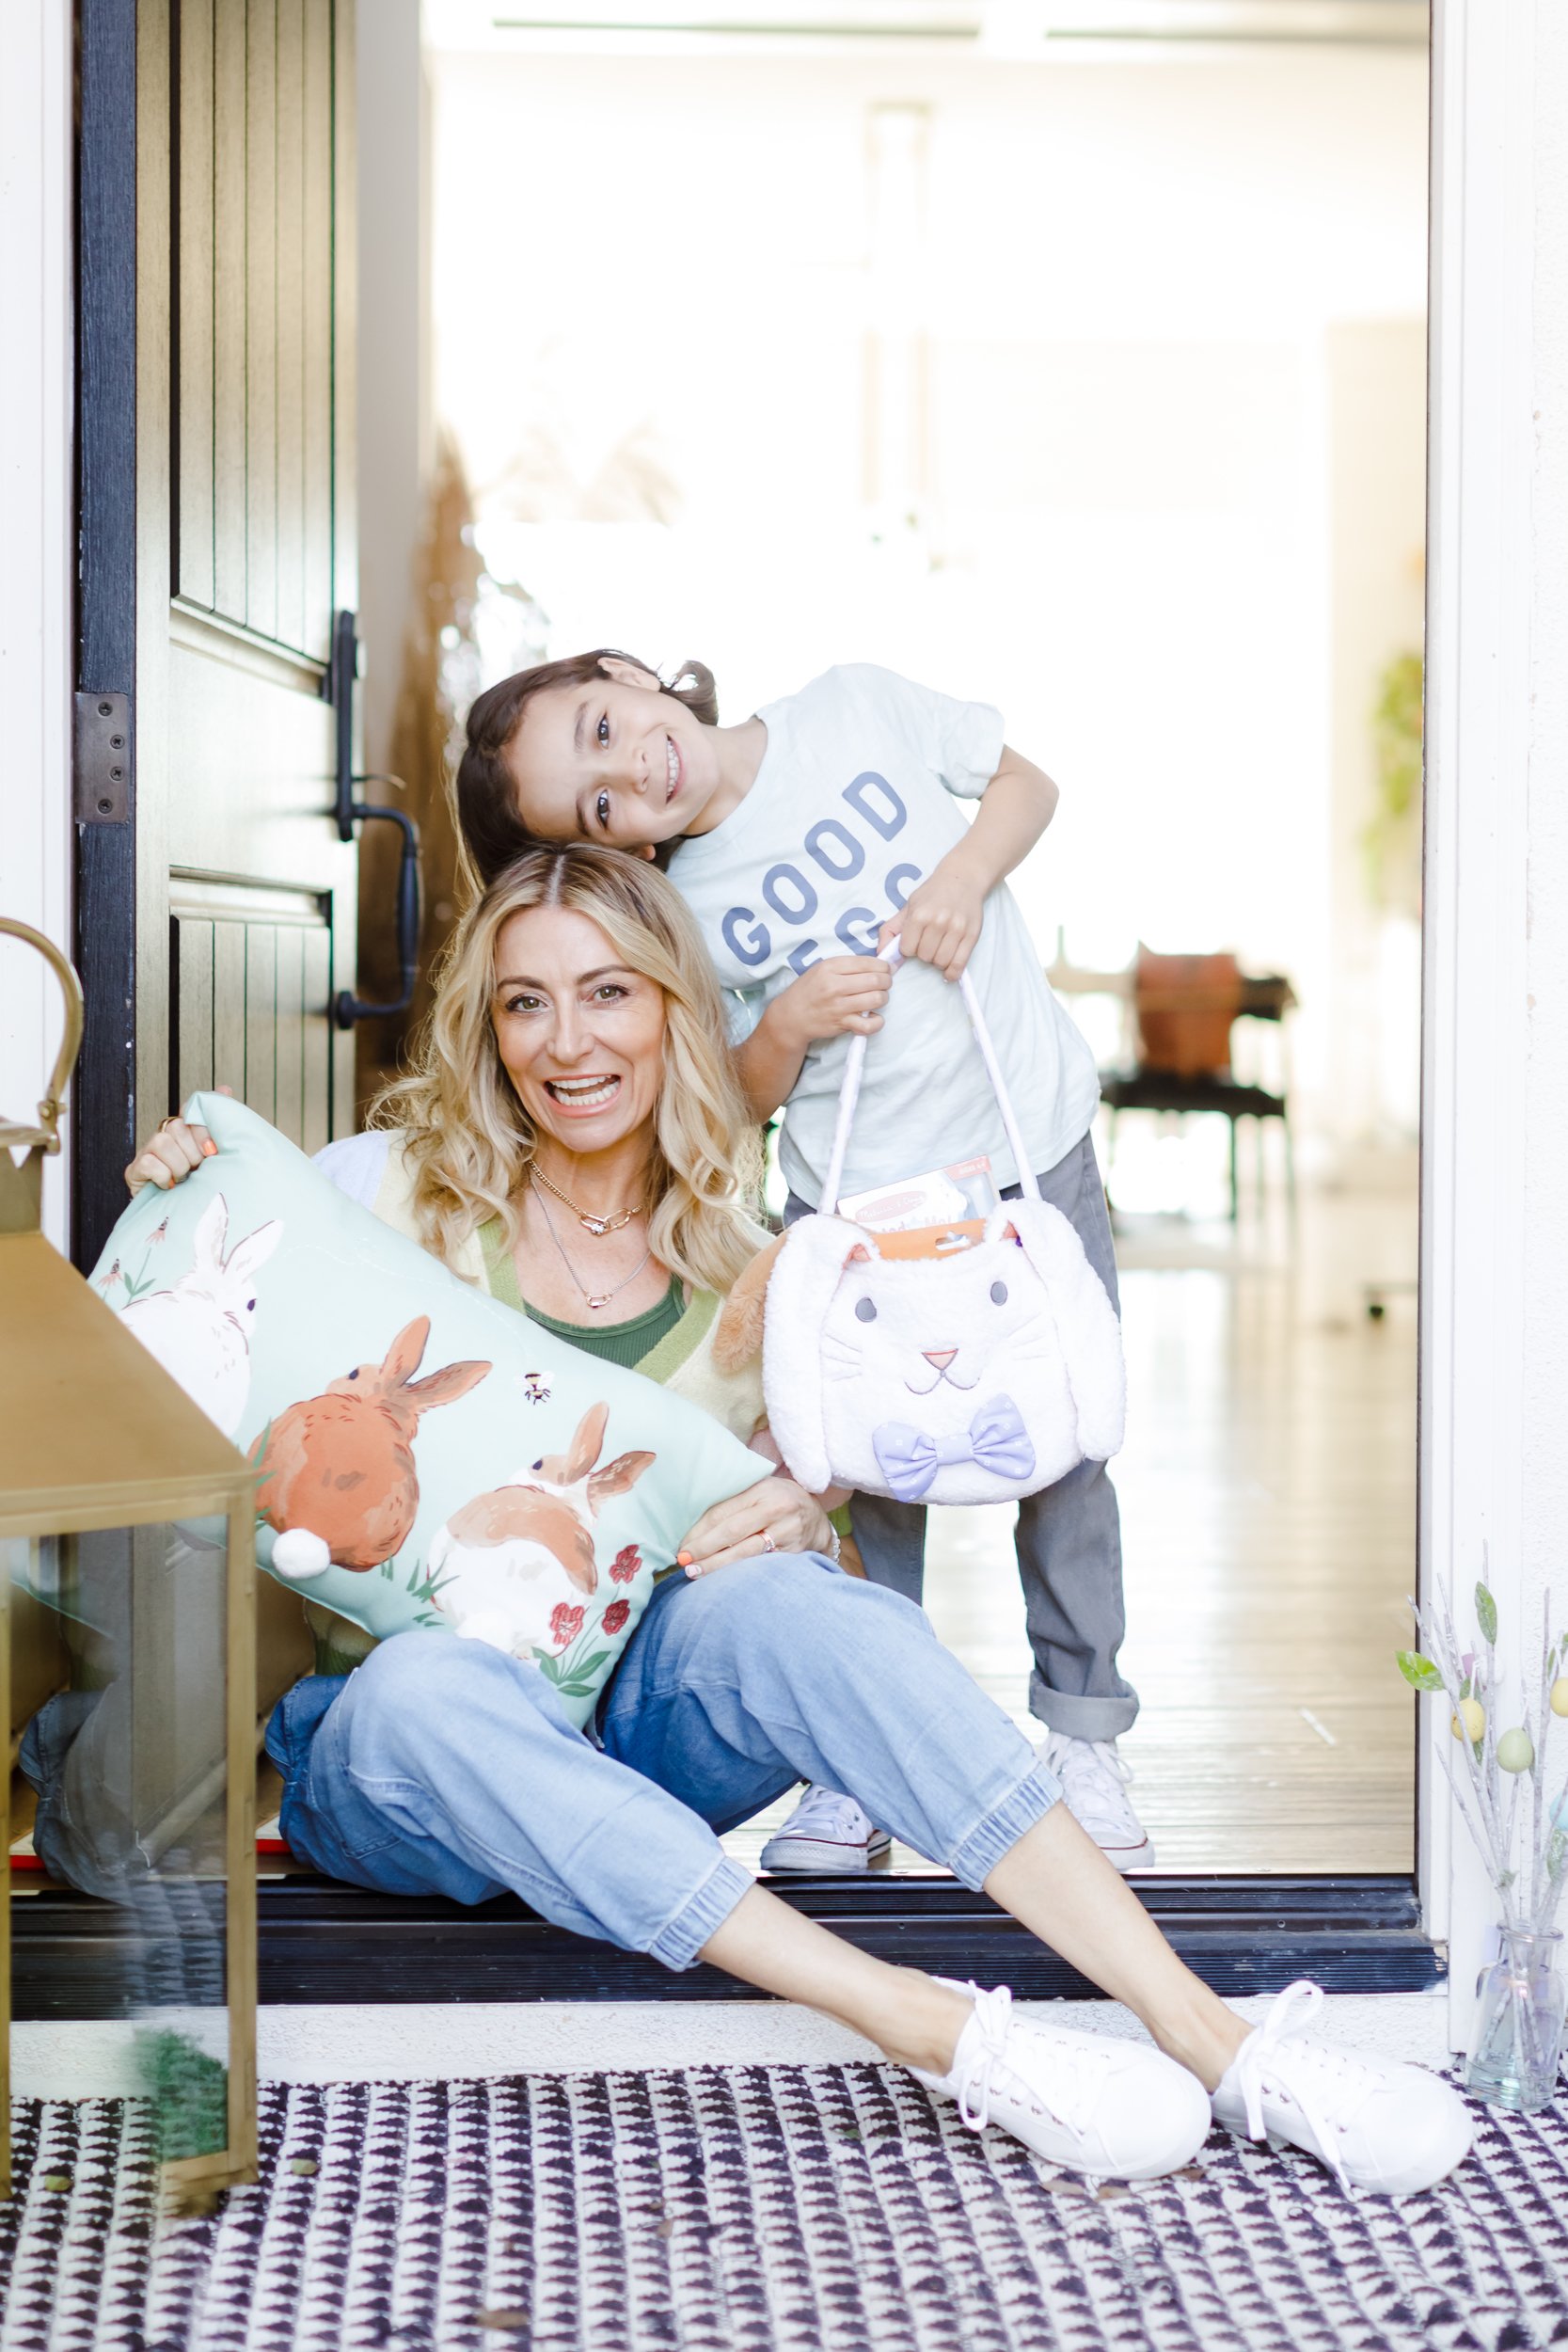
[425,1402,655,1657]
[261,1316,492,1575]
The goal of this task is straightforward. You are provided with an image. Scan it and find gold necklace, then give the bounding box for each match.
[533,1186,652,1312]
[530,1162,642,1236]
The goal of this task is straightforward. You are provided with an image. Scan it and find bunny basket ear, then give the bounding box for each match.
[1006,1200,1127,1462]
[760,1215,867,1493]
[712,1234,784,1375]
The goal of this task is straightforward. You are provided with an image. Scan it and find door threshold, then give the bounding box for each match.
[11,1872,1440,2019]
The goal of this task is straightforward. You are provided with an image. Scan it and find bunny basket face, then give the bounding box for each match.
[763,942,1125,1506]
[761,1202,1125,1505]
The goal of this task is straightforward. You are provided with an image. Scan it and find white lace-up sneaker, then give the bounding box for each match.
[911,1980,1212,2180]
[760,1785,893,1873]
[1041,1735,1156,1870]
[1212,1980,1474,2196]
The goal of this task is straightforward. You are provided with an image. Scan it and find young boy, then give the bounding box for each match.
[454,649,1152,1872]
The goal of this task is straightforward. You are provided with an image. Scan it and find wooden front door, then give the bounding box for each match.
[74,0,357,1268]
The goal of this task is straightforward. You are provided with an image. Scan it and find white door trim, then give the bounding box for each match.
[1419,0,1538,2039]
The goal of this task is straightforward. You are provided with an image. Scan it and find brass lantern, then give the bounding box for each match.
[0,917,257,2201]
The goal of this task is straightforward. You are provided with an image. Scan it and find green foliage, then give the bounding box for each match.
[1362,649,1424,912]
[135,2029,228,2163]
[1476,1581,1498,1647]
[1396,1649,1445,1692]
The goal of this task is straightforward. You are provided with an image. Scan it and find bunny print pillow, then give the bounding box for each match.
[91,1093,769,1724]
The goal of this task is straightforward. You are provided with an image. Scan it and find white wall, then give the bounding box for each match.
[430,40,1429,1150]
[0,4,72,1249]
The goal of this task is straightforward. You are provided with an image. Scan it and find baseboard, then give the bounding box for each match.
[8,1989,1453,2099]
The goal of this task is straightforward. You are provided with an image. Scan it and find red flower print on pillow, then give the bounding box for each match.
[609,1545,641,1585]
[549,1602,585,1650]
[601,1598,630,1636]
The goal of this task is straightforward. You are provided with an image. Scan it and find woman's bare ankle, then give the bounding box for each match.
[1151,2002,1251,2092]
[873,1972,974,2076]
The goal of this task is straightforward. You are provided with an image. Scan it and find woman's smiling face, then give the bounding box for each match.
[492,904,668,1154]
[502,659,723,850]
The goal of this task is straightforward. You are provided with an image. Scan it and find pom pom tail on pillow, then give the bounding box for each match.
[90,1093,768,1724]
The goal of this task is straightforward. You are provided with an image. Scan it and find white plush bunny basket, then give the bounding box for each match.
[761,949,1125,1506]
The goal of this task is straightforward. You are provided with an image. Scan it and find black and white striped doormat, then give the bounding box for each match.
[3,2065,1566,2352]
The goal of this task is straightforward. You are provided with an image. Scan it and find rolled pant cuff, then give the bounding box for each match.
[947,1762,1062,1890]
[1028,1674,1139,1742]
[648,1853,755,1971]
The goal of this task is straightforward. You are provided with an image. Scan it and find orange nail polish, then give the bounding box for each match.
[676,1550,693,1567]
[202,1139,217,1156]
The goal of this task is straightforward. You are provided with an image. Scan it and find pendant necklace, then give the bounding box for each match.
[531,1161,641,1236]
[533,1184,653,1312]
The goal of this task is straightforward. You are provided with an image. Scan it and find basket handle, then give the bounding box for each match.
[820,940,1041,1216]
[0,916,85,1153]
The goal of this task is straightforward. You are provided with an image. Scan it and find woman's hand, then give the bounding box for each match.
[124,1086,231,1194]
[676,1475,832,1578]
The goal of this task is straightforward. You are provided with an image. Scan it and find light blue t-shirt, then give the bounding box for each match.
[666,664,1101,1207]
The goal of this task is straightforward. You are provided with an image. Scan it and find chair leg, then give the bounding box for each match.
[1228,1116,1240,1223]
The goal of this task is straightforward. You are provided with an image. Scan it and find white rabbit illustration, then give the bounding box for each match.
[428,1402,654,1660]
[119,1193,282,1436]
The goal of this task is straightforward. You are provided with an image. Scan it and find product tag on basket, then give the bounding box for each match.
[838,1154,1002,1233]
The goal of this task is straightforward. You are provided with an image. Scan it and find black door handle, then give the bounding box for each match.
[325,609,422,1028]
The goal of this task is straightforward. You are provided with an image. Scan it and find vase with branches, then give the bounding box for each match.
[1398,1570,1568,2109]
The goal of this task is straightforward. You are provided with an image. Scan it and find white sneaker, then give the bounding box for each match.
[1212,1980,1474,2196]
[1041,1735,1156,1870]
[911,1980,1212,2181]
[760,1785,892,1873]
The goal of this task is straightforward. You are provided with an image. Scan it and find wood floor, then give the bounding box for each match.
[726,1172,1418,1879]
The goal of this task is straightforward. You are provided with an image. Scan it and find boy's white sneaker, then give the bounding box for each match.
[1212,1980,1474,2196]
[1041,1734,1156,1870]
[760,1785,892,1872]
[911,1980,1212,2180]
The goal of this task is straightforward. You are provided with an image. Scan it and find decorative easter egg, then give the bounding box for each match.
[1550,1677,1568,1719]
[1451,1699,1485,1744]
[1497,1726,1535,1774]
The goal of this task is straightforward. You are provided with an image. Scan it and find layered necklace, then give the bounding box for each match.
[530,1160,641,1236]
[531,1180,652,1314]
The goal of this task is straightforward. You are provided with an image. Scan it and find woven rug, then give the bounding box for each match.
[3,2066,1567,2352]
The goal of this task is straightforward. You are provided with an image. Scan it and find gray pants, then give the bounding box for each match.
[784,1132,1137,1742]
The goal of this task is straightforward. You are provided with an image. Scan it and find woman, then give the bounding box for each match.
[128,847,1468,2196]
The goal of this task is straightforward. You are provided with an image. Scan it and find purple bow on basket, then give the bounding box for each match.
[871,1394,1037,1503]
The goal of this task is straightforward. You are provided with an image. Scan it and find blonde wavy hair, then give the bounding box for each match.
[372,845,764,1295]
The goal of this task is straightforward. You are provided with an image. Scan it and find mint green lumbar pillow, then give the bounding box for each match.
[91,1092,767,1724]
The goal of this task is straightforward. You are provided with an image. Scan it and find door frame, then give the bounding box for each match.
[71,0,357,1270]
[1418,0,1543,2043]
[45,0,1540,2019]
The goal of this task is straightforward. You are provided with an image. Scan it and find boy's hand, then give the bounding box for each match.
[880,860,987,981]
[767,955,893,1051]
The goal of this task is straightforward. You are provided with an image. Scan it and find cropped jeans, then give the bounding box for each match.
[265,1552,1061,1969]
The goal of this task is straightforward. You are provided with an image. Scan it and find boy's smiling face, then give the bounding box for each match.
[503,659,722,852]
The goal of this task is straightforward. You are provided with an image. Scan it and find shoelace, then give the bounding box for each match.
[784,1787,873,1843]
[1045,1739,1139,1832]
[1229,1980,1382,2190]
[950,1984,1104,2138]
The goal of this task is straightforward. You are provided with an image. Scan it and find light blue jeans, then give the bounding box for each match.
[265,1553,1062,1970]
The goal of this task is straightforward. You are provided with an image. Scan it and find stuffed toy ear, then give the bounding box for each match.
[1006,1200,1127,1461]
[759,1215,865,1492]
[712,1234,784,1374]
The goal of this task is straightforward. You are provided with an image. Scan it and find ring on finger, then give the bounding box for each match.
[762,1531,776,1553]
[157,1115,180,1134]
